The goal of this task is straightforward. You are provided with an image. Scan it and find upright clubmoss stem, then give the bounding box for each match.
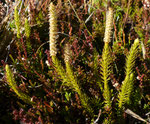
[118,39,140,108]
[25,18,32,52]
[5,64,35,105]
[64,44,93,114]
[25,18,31,39]
[101,43,112,109]
[14,6,21,39]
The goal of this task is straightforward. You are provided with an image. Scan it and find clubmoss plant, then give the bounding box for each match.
[49,2,93,114]
[49,2,67,83]
[5,64,35,105]
[64,43,93,113]
[118,39,140,108]
[100,7,114,109]
[14,7,21,39]
[25,18,31,52]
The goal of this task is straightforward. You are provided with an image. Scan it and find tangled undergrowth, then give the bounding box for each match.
[0,0,150,124]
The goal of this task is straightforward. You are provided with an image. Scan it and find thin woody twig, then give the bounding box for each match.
[94,109,102,124]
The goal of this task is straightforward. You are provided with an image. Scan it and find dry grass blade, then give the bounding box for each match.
[125,109,148,123]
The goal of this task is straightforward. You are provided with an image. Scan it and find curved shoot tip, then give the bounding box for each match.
[5,64,9,70]
[134,38,140,44]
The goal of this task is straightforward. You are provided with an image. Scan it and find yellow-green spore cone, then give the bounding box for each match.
[49,2,58,56]
[104,7,113,43]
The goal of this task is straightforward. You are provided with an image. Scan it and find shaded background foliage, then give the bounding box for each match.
[0,0,149,123]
